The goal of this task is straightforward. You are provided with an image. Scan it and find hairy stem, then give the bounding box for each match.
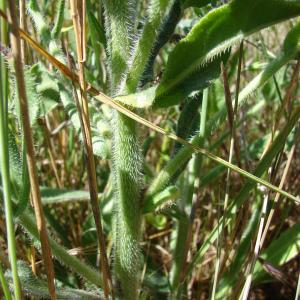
[51,0,65,39]
[102,1,142,299]
[113,113,142,300]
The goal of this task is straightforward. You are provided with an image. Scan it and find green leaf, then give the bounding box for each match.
[117,51,228,108]
[254,222,300,282]
[86,2,106,50]
[60,89,111,159]
[116,86,157,108]
[144,185,179,213]
[30,63,60,116]
[5,261,102,299]
[10,63,59,123]
[40,187,93,204]
[115,20,300,109]
[147,22,300,200]
[7,129,22,192]
[19,210,103,287]
[7,128,30,217]
[51,0,65,39]
[157,51,229,107]
[14,65,40,126]
[124,0,170,93]
[155,0,300,107]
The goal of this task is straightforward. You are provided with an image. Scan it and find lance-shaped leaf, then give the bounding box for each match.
[154,0,300,107]
[5,261,102,299]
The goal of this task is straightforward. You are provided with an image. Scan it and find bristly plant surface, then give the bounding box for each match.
[0,0,300,299]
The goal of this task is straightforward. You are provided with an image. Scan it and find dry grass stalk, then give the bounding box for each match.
[2,8,298,203]
[69,1,113,299]
[7,1,56,299]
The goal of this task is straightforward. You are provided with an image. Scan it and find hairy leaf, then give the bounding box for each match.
[18,210,103,287]
[146,22,300,199]
[5,261,102,299]
[40,187,97,204]
[154,0,300,107]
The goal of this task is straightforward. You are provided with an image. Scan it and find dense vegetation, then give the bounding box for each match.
[0,0,300,299]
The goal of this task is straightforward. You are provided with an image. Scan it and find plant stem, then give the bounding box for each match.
[113,112,142,300]
[7,1,56,298]
[0,0,21,298]
[51,0,65,39]
[102,1,143,298]
[0,0,8,125]
[0,65,21,300]
[69,2,112,298]
[125,0,169,90]
[4,17,297,204]
[211,43,243,300]
[0,261,11,300]
[170,89,208,296]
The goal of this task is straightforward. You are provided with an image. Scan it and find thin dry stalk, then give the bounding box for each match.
[260,136,297,248]
[219,43,251,277]
[69,1,112,298]
[238,154,282,300]
[240,192,269,300]
[221,51,243,169]
[39,118,62,188]
[277,61,300,120]
[19,0,26,62]
[7,1,56,299]
[211,44,243,300]
[239,60,300,300]
[30,245,37,275]
[263,61,300,156]
[4,14,298,204]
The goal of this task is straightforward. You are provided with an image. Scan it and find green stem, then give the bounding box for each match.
[102,1,143,298]
[0,0,8,126]
[169,210,189,296]
[125,0,169,91]
[0,0,22,297]
[0,261,11,300]
[0,57,22,300]
[169,89,208,295]
[51,0,65,39]
[113,112,142,300]
[102,0,137,90]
